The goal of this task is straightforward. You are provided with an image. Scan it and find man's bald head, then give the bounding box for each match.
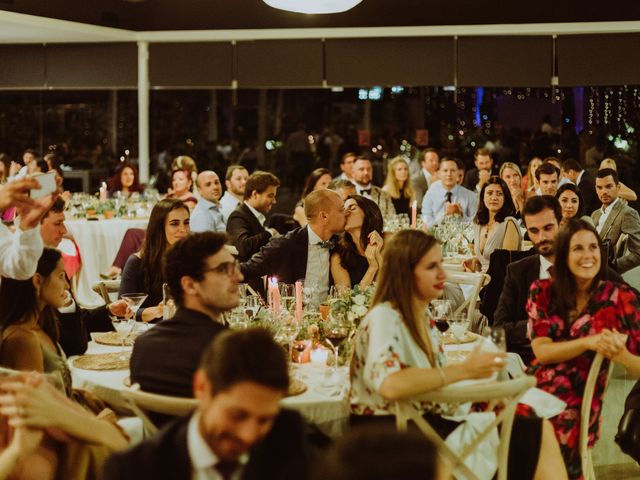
[304,189,346,237]
[197,170,222,203]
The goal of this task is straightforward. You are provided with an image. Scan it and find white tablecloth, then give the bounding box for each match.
[69,340,350,438]
[65,217,148,308]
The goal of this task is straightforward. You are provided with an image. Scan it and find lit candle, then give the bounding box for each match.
[268,277,281,316]
[295,280,303,322]
[310,347,329,365]
[99,182,107,202]
[411,200,417,229]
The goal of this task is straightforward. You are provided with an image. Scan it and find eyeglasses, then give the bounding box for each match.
[203,259,241,277]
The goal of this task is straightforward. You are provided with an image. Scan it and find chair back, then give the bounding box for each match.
[121,384,197,437]
[395,375,535,480]
[91,280,121,303]
[446,271,491,325]
[580,353,613,480]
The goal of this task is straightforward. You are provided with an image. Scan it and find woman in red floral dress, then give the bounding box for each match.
[527,219,640,479]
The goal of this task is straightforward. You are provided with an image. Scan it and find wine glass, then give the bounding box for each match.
[110,314,135,347]
[279,316,300,365]
[430,299,452,341]
[324,314,351,378]
[244,295,261,321]
[120,293,148,319]
[279,284,296,314]
[488,326,507,352]
[449,313,470,347]
[227,308,248,330]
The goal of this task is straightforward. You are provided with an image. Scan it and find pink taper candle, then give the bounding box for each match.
[411,200,417,229]
[295,281,303,322]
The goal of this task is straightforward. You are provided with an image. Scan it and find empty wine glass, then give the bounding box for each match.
[244,296,261,321]
[449,313,470,346]
[227,308,248,330]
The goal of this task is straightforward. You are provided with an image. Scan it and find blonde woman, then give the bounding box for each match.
[599,158,637,201]
[500,161,525,216]
[524,157,543,197]
[382,156,414,216]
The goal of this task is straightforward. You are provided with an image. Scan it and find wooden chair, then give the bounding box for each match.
[580,353,613,480]
[91,280,121,303]
[615,233,629,258]
[445,271,491,325]
[121,384,197,437]
[395,375,536,480]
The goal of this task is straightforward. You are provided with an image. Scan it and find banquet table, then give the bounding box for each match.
[65,217,148,308]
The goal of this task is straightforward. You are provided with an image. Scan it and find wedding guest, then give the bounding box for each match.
[556,183,593,228]
[349,229,566,480]
[599,158,637,202]
[241,189,346,305]
[8,149,37,181]
[410,148,439,208]
[106,329,312,480]
[107,162,144,198]
[382,156,414,216]
[293,168,332,228]
[190,170,225,233]
[220,165,249,223]
[535,161,561,197]
[523,157,543,195]
[330,195,383,290]
[332,152,356,183]
[463,176,521,272]
[463,147,497,192]
[166,169,198,209]
[527,219,640,479]
[421,157,478,227]
[330,179,356,201]
[227,171,280,262]
[119,199,190,323]
[500,161,525,217]
[593,168,640,272]
[560,158,598,215]
[129,232,238,398]
[351,157,396,218]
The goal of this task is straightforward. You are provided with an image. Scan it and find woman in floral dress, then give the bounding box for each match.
[350,229,567,480]
[527,219,640,479]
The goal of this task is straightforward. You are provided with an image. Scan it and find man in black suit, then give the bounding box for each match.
[494,195,624,364]
[463,147,497,192]
[241,189,346,306]
[103,328,312,480]
[561,158,599,215]
[226,171,280,262]
[130,232,241,398]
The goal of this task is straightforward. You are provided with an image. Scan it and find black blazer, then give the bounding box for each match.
[241,227,312,285]
[58,304,113,357]
[494,254,625,365]
[227,203,273,262]
[130,307,227,398]
[100,409,312,480]
[578,171,599,216]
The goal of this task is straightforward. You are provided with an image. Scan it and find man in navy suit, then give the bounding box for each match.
[103,328,312,480]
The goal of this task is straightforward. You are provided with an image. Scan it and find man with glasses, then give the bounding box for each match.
[130,232,243,401]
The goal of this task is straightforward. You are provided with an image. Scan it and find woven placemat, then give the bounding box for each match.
[286,379,307,397]
[443,331,478,345]
[93,331,138,347]
[73,352,130,371]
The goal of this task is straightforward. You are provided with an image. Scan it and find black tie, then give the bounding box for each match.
[215,461,239,480]
[360,188,372,195]
[445,191,453,203]
[318,239,335,249]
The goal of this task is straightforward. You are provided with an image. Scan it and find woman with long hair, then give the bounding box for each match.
[108,163,144,197]
[463,176,521,272]
[527,219,640,478]
[166,169,198,209]
[350,229,567,480]
[293,168,332,227]
[382,156,414,216]
[555,183,593,228]
[330,195,383,290]
[500,161,525,216]
[524,157,543,197]
[119,199,190,322]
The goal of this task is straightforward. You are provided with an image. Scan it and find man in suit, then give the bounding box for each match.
[130,232,241,398]
[40,197,126,356]
[190,170,226,233]
[332,152,356,183]
[351,157,396,218]
[561,158,599,215]
[494,195,624,364]
[103,328,312,480]
[535,160,561,196]
[219,165,248,223]
[593,168,640,272]
[226,171,280,262]
[421,157,478,227]
[241,189,346,307]
[410,147,439,208]
[463,147,496,192]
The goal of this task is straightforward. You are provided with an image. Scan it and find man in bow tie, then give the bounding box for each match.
[241,189,346,306]
[351,157,396,218]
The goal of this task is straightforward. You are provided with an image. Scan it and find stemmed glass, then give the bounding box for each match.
[449,313,470,346]
[279,315,300,365]
[120,293,148,330]
[279,284,296,314]
[110,314,135,347]
[243,296,261,322]
[324,314,351,378]
[430,299,452,342]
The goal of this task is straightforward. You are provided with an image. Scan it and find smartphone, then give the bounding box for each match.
[29,171,57,199]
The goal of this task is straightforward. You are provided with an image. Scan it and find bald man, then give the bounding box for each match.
[190,170,226,233]
[241,189,346,305]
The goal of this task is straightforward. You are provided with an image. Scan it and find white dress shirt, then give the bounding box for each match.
[539,254,554,280]
[0,219,44,280]
[244,202,266,227]
[423,170,436,188]
[304,225,330,307]
[219,191,241,223]
[187,412,248,480]
[190,198,226,233]
[420,183,478,226]
[596,197,620,234]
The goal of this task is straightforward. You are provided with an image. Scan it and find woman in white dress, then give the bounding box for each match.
[349,229,567,480]
[463,176,522,272]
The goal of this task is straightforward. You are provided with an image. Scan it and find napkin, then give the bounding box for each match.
[519,388,567,419]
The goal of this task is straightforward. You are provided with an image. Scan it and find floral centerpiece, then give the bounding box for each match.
[327,283,376,324]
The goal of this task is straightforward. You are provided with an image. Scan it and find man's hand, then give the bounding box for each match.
[445,202,463,216]
[107,300,132,319]
[478,169,491,189]
[0,178,40,212]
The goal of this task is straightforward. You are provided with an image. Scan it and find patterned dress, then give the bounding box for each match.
[527,279,640,479]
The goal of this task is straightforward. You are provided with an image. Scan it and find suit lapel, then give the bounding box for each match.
[601,200,625,239]
[242,203,266,235]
